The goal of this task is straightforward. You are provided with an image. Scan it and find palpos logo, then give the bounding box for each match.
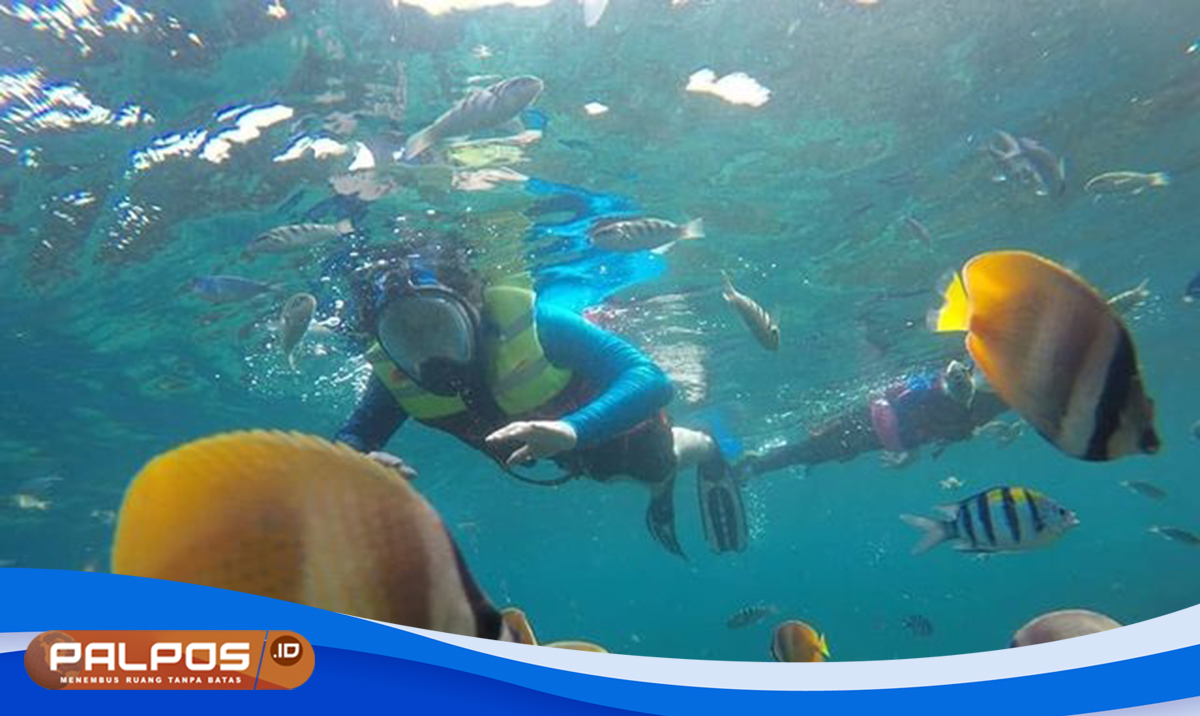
[25,630,314,690]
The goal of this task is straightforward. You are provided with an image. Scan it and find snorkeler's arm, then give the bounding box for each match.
[537,302,674,447]
[333,374,409,453]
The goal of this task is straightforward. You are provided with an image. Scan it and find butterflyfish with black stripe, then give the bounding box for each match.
[112,430,519,642]
[900,487,1078,555]
[771,620,831,663]
[930,250,1160,461]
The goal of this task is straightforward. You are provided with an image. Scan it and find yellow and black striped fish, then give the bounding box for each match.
[931,251,1160,461]
[901,487,1078,555]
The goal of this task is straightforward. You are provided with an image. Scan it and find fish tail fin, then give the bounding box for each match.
[401,125,438,162]
[336,218,355,234]
[900,514,950,555]
[721,270,735,300]
[927,270,970,333]
[680,218,705,240]
[1151,172,1171,187]
[581,0,609,27]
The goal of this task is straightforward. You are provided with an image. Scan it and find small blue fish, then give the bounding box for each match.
[191,275,279,304]
[1185,272,1200,303]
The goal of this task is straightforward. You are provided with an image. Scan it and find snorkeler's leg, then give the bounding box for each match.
[741,408,880,478]
[645,472,684,558]
[671,427,748,554]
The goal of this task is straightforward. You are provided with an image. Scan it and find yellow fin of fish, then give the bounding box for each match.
[931,270,970,332]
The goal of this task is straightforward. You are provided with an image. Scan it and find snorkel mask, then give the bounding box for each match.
[940,359,976,409]
[373,261,481,397]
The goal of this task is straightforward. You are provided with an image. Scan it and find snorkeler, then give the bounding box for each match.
[333,252,748,558]
[741,360,1009,476]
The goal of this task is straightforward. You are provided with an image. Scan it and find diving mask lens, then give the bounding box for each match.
[377,292,476,394]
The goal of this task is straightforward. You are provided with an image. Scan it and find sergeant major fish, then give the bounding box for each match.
[401,75,544,162]
[590,217,704,253]
[279,293,316,370]
[900,486,1079,555]
[722,271,780,351]
[245,219,354,258]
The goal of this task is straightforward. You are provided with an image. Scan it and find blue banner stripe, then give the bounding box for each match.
[4,569,1199,715]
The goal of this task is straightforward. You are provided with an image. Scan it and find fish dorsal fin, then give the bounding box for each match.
[929,269,970,332]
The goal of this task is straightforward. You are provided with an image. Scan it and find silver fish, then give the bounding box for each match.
[987,130,1066,197]
[1085,171,1170,195]
[1149,525,1200,546]
[727,603,778,629]
[191,275,279,304]
[1120,480,1167,500]
[903,216,932,249]
[279,293,317,370]
[974,419,1024,447]
[581,0,608,27]
[1108,279,1151,314]
[590,217,704,253]
[721,271,779,351]
[246,219,353,257]
[401,76,544,162]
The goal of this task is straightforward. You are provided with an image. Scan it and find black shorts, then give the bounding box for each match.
[559,412,676,485]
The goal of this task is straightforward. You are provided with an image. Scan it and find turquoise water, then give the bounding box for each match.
[2,0,1200,661]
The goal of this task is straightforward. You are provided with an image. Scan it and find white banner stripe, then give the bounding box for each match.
[0,633,39,655]
[363,604,1200,690]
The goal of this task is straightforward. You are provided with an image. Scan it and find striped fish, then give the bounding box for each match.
[771,620,830,662]
[590,217,704,253]
[401,76,544,162]
[727,603,778,629]
[245,219,353,257]
[721,271,780,351]
[931,251,1160,461]
[900,486,1079,555]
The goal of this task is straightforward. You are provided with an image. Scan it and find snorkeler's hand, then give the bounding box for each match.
[485,420,578,467]
[367,451,418,480]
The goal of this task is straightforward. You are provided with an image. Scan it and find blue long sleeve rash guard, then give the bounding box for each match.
[333,301,674,453]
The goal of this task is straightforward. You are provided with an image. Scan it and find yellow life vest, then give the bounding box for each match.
[364,285,574,421]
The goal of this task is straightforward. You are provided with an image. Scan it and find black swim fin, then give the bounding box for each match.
[645,475,685,559]
[698,457,748,554]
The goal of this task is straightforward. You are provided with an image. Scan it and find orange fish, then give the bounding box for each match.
[931,251,1159,461]
[501,608,539,646]
[771,620,830,662]
[545,641,609,653]
[112,431,516,641]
